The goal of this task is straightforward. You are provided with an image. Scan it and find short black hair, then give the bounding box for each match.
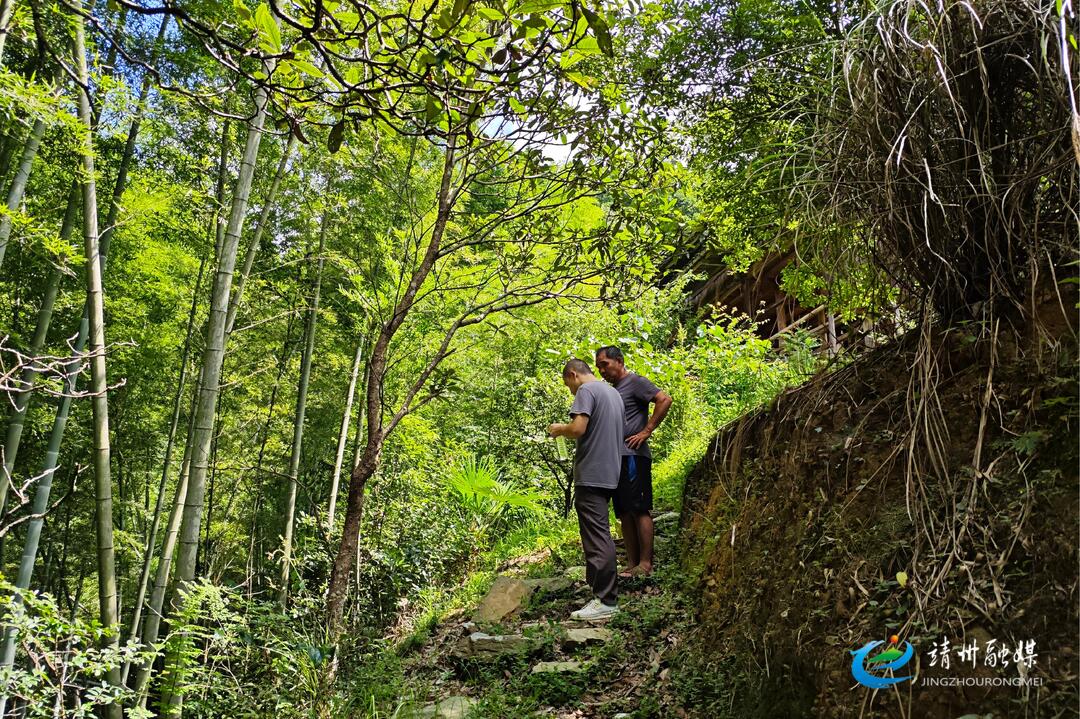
[563,358,594,376]
[595,345,624,364]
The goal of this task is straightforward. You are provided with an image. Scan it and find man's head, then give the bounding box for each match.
[562,358,595,395]
[595,345,627,385]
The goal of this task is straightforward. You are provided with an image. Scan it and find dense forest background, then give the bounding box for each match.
[0,0,1074,716]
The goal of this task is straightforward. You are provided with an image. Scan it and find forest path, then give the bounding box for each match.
[396,510,691,718]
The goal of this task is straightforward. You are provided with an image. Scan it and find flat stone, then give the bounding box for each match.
[472,576,532,623]
[562,626,612,648]
[459,621,478,635]
[523,576,573,594]
[531,660,584,674]
[416,696,476,718]
[653,511,680,525]
[564,565,586,581]
[453,631,538,659]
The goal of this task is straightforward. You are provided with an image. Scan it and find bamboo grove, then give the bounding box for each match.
[0,0,680,712]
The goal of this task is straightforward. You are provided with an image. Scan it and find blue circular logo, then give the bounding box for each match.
[850,639,915,689]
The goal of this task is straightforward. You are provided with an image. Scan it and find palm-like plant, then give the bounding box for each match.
[445,454,547,535]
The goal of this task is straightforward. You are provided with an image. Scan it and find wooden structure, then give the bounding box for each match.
[664,241,849,355]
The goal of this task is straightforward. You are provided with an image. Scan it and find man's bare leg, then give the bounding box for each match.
[635,512,654,573]
[620,515,640,570]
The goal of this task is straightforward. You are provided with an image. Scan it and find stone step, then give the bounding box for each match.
[415,696,476,718]
[515,622,613,648]
[471,575,575,624]
[453,631,539,659]
[562,626,612,648]
[531,660,584,674]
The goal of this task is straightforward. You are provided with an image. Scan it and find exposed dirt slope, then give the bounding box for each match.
[676,305,1078,718]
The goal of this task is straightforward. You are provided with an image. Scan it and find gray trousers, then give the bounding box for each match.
[574,485,618,606]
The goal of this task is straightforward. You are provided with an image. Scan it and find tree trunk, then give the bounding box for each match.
[173,84,269,594]
[0,126,23,184]
[200,385,224,577]
[327,338,364,532]
[0,117,46,270]
[165,78,271,717]
[120,254,204,684]
[211,120,231,260]
[131,434,192,706]
[73,10,122,717]
[279,212,327,608]
[0,197,74,713]
[0,181,76,499]
[325,138,457,635]
[224,133,296,337]
[0,13,166,514]
[0,0,13,65]
[245,309,298,596]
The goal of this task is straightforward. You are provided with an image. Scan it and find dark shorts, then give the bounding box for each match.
[613,455,652,517]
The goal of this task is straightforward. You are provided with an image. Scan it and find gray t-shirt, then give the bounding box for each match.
[613,372,661,457]
[568,380,624,489]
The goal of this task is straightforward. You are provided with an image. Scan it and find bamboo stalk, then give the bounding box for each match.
[327,337,364,531]
[73,8,123,717]
[279,208,327,608]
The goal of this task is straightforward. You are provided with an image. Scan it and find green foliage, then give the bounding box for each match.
[445,453,549,535]
[158,580,344,718]
[0,580,153,718]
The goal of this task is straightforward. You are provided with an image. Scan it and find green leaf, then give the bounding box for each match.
[288,59,324,77]
[476,6,503,20]
[509,97,526,114]
[416,48,437,69]
[233,0,253,24]
[327,119,345,153]
[255,3,281,53]
[515,0,560,13]
[425,95,441,121]
[523,13,548,29]
[566,71,595,89]
[895,571,908,588]
[580,5,612,57]
[573,35,600,56]
[560,50,587,69]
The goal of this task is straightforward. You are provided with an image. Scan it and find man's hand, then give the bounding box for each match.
[551,415,589,439]
[625,428,652,450]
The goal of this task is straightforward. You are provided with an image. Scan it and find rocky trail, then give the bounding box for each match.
[396,510,689,718]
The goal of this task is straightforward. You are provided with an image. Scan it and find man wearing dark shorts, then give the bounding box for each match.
[595,346,673,577]
[548,358,624,621]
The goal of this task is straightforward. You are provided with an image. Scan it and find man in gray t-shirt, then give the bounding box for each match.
[596,345,673,578]
[548,358,622,622]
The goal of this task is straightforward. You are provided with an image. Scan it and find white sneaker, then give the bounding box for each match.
[570,598,619,622]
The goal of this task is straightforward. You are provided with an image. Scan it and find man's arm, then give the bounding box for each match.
[549,414,590,439]
[625,391,673,450]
